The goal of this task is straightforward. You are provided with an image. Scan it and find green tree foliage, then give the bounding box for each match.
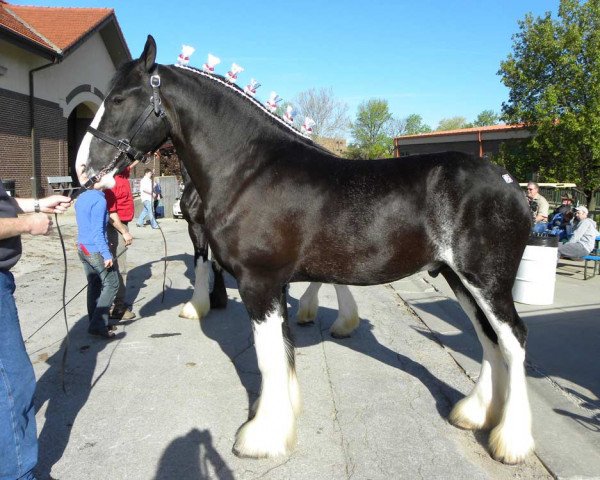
[498,0,600,204]
[404,114,432,135]
[471,110,500,127]
[436,116,468,131]
[347,99,394,159]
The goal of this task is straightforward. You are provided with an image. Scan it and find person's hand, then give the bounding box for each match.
[40,195,73,214]
[104,258,113,269]
[123,231,133,246]
[27,213,52,236]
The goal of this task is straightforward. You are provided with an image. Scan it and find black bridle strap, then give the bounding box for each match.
[86,126,147,162]
[83,72,171,189]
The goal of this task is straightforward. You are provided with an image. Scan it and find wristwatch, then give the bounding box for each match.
[34,199,40,213]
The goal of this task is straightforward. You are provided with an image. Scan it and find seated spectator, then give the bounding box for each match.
[557,206,599,260]
[526,182,549,234]
[548,193,575,240]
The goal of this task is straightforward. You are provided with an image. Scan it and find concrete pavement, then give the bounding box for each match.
[13,215,598,479]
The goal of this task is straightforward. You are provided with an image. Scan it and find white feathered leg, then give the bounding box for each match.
[488,324,533,464]
[449,291,505,430]
[179,259,212,319]
[234,304,298,458]
[329,284,360,337]
[457,278,534,464]
[296,282,321,324]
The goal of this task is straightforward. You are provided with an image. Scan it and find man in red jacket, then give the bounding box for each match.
[105,164,138,320]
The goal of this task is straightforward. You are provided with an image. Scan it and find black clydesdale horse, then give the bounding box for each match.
[76,36,533,463]
[177,162,360,337]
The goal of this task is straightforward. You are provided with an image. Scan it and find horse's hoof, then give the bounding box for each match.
[209,293,228,309]
[297,320,315,327]
[178,301,208,320]
[233,417,295,459]
[329,314,360,338]
[488,422,534,464]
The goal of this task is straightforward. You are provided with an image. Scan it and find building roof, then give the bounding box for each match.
[396,123,527,141]
[0,0,129,61]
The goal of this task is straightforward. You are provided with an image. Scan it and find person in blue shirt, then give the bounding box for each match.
[75,186,119,339]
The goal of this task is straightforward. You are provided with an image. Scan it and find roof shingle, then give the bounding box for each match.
[0,1,113,54]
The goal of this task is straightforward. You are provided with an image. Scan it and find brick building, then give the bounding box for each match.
[393,124,531,159]
[0,1,130,196]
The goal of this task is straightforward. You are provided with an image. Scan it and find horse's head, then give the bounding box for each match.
[76,35,170,189]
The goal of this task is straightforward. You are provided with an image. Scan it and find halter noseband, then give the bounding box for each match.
[83,72,171,189]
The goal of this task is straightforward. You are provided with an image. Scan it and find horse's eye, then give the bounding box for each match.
[112,96,125,105]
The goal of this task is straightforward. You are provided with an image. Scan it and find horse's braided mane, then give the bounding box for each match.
[172,64,331,151]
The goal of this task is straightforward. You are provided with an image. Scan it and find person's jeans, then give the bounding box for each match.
[136,200,158,228]
[107,223,128,308]
[78,251,119,332]
[0,270,38,480]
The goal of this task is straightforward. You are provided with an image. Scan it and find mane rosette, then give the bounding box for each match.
[174,64,314,141]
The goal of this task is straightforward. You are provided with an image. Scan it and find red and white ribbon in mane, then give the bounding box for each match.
[177,45,195,66]
[266,91,281,112]
[244,78,261,97]
[226,63,244,83]
[202,53,221,73]
[301,117,315,135]
[283,105,294,124]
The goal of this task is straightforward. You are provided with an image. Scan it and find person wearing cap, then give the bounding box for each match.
[557,206,599,259]
[549,193,575,240]
[526,182,549,233]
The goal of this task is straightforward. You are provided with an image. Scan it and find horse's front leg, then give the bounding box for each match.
[234,283,300,458]
[296,282,322,324]
[329,284,360,338]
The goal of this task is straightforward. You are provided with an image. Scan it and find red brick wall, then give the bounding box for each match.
[0,87,68,197]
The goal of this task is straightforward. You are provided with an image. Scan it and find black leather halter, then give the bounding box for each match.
[83,72,171,189]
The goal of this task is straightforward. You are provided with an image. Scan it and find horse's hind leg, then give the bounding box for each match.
[234,283,300,458]
[440,269,505,431]
[209,259,228,309]
[179,222,211,320]
[329,285,360,338]
[447,268,533,464]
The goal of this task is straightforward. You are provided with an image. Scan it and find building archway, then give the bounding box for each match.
[67,102,97,185]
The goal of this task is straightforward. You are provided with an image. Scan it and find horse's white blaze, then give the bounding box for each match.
[330,284,359,337]
[456,276,534,464]
[75,102,105,179]
[179,259,211,319]
[297,282,321,323]
[234,306,297,458]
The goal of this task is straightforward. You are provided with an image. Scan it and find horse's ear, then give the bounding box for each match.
[140,35,157,72]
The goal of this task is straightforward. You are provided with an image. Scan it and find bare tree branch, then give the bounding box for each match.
[294,88,349,139]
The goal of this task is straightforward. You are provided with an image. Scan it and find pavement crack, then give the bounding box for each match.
[317,316,356,479]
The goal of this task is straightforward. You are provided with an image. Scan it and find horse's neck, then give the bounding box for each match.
[163,67,312,206]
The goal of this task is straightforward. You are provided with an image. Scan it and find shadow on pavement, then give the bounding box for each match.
[410,298,600,415]
[154,428,234,480]
[34,316,126,480]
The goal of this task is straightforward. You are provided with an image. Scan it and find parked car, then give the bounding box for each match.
[173,198,183,218]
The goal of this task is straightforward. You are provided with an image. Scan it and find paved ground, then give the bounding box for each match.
[13,214,599,479]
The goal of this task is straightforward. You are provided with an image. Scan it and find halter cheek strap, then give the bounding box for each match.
[83,72,171,189]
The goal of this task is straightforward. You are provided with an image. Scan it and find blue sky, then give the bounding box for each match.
[15,0,559,130]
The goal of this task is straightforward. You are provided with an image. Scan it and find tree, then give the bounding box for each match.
[403,114,432,135]
[294,87,349,139]
[347,99,394,159]
[436,116,468,131]
[471,110,500,127]
[498,0,600,205]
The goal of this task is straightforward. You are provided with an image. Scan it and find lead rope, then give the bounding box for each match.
[54,213,71,393]
[26,213,127,394]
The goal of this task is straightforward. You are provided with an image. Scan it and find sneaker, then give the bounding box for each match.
[110,307,137,320]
